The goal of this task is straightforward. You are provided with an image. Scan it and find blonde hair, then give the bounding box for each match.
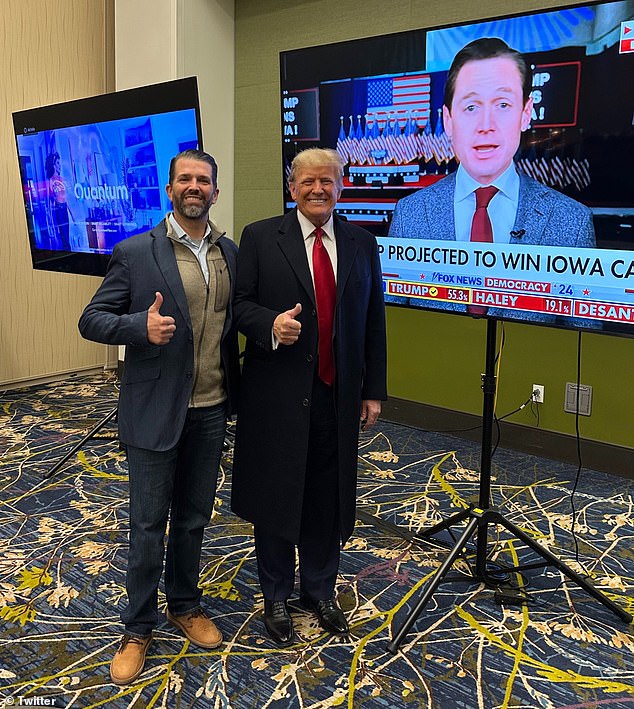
[288,148,344,187]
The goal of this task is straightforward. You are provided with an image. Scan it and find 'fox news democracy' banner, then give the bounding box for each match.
[377,238,634,325]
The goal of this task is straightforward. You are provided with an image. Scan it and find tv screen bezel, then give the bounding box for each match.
[278,1,634,338]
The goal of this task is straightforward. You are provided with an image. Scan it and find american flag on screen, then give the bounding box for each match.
[367,74,431,123]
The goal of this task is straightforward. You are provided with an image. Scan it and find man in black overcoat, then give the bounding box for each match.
[231,147,387,645]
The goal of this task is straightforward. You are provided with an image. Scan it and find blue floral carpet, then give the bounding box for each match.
[0,374,632,708]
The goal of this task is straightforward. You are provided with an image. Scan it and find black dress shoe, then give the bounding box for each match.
[263,600,294,646]
[300,596,349,636]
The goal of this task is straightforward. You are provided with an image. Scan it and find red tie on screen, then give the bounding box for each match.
[468,186,498,314]
[312,227,336,385]
[470,186,498,242]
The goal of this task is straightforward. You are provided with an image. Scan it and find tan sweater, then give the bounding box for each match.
[167,225,229,408]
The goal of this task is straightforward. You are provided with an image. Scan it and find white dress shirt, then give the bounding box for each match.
[167,212,213,284]
[296,209,338,284]
[453,162,520,244]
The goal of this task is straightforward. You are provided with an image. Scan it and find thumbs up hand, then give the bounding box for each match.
[273,302,302,345]
[147,292,176,345]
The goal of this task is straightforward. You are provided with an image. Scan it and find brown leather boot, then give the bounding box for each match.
[109,634,152,685]
[167,608,223,648]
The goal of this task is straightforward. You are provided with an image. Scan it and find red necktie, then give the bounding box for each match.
[470,186,498,242]
[312,227,336,385]
[468,186,498,314]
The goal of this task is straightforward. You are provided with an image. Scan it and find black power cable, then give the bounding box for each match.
[569,330,584,563]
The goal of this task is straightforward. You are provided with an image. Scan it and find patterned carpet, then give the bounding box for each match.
[0,373,632,708]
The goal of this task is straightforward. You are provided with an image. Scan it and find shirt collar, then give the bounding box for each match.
[296,209,335,242]
[454,161,519,204]
[166,212,222,245]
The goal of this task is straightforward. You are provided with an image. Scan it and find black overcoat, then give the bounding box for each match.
[231,209,387,544]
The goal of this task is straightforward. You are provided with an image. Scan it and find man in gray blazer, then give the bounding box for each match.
[79,149,239,685]
[388,38,597,327]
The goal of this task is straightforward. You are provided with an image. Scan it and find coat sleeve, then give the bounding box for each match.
[388,199,406,237]
[575,208,596,248]
[78,244,149,347]
[385,199,411,305]
[234,225,282,352]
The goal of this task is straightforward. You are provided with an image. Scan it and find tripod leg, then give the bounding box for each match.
[356,509,418,542]
[357,506,473,546]
[496,513,632,623]
[387,515,480,654]
[414,507,472,541]
[44,407,118,480]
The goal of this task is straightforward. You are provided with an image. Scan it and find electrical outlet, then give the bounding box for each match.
[532,384,544,403]
[564,383,592,416]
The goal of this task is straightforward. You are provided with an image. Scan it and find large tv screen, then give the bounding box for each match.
[13,77,202,277]
[280,1,634,336]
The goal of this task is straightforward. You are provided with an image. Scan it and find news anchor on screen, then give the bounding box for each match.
[388,37,598,327]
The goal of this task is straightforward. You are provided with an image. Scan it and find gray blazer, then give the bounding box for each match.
[387,170,598,327]
[78,219,240,451]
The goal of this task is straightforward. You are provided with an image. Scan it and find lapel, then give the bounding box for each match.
[333,214,359,304]
[276,210,360,306]
[151,220,192,328]
[512,175,549,246]
[217,236,236,338]
[276,209,315,306]
[217,237,236,297]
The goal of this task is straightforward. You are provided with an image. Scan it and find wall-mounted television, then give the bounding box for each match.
[13,77,202,277]
[280,1,634,336]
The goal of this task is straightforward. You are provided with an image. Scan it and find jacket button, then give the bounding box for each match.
[186,371,193,378]
[302,398,309,407]
[311,308,317,316]
[306,354,313,362]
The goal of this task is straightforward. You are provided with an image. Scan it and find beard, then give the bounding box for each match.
[173,192,213,220]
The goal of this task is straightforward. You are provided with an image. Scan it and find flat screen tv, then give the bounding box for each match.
[13,77,202,277]
[280,1,634,336]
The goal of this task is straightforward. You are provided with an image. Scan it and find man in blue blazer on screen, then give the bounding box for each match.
[388,37,597,327]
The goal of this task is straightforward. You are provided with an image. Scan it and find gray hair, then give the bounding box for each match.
[288,148,344,187]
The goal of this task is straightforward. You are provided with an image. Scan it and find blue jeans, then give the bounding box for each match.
[122,403,227,637]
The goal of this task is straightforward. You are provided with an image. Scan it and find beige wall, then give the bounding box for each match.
[0,0,115,386]
[115,0,178,87]
[114,0,235,237]
[179,0,235,234]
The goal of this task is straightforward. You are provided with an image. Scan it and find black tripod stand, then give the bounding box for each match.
[44,406,117,480]
[386,318,632,654]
